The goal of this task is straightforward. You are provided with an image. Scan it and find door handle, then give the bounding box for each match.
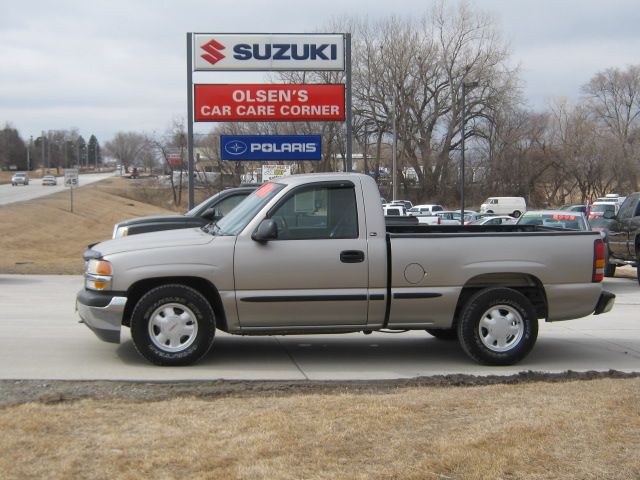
[340,250,365,263]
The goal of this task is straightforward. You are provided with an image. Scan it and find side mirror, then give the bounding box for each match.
[252,219,278,243]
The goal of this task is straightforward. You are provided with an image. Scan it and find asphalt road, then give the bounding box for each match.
[0,172,116,206]
[1,272,638,381]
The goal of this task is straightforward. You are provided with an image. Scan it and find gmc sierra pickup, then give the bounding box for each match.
[603,191,640,284]
[77,173,615,366]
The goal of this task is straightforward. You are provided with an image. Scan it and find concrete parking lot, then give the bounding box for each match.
[0,272,638,381]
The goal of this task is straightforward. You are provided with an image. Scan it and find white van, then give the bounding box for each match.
[480,197,526,218]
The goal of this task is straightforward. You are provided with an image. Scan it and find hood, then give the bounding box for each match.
[93,227,215,256]
[116,213,188,227]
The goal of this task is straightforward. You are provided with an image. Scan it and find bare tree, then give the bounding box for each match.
[104,132,151,172]
[582,65,640,191]
[350,1,519,201]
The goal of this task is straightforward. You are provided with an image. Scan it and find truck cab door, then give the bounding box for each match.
[608,197,639,258]
[233,181,370,329]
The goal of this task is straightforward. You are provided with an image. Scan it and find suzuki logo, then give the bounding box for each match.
[224,140,248,156]
[201,39,226,65]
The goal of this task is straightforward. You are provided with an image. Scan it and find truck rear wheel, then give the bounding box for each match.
[457,288,538,365]
[130,284,216,366]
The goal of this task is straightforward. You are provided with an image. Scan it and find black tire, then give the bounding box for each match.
[512,210,522,218]
[426,328,458,341]
[130,284,216,366]
[604,243,616,277]
[457,288,538,366]
[604,260,616,278]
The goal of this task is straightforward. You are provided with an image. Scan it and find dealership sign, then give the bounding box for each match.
[221,135,321,161]
[194,34,345,71]
[194,84,345,122]
[262,164,292,182]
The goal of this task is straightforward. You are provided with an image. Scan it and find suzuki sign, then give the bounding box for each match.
[194,34,345,71]
[195,84,345,122]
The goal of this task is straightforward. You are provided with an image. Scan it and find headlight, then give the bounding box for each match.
[113,225,129,238]
[85,259,113,291]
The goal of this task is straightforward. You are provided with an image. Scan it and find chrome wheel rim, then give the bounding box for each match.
[148,303,198,353]
[478,305,524,352]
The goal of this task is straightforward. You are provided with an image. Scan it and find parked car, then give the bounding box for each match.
[589,194,626,221]
[112,185,259,238]
[435,210,479,225]
[517,210,590,231]
[589,202,618,221]
[11,172,29,186]
[407,204,444,216]
[470,215,517,226]
[389,200,413,210]
[383,204,406,216]
[42,175,57,186]
[560,204,589,215]
[480,196,526,217]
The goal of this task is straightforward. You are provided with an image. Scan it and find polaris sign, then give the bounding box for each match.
[194,34,345,71]
[221,135,322,161]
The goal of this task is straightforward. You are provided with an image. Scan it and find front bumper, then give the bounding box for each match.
[594,291,616,315]
[76,290,127,343]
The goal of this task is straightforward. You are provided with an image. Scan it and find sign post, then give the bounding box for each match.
[64,168,79,213]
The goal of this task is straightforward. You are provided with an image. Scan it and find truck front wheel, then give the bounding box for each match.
[130,284,216,366]
[457,288,538,365]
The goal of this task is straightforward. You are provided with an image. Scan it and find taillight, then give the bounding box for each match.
[593,239,605,282]
[437,217,441,224]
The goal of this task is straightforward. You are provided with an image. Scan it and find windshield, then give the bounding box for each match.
[212,183,285,236]
[591,204,615,213]
[185,191,225,217]
[517,212,587,230]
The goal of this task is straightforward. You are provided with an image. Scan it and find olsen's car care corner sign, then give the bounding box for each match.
[194,84,345,122]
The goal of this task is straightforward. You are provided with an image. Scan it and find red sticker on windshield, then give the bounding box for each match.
[256,183,276,198]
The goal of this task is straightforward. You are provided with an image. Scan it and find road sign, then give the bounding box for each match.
[194,84,345,122]
[221,135,322,161]
[64,169,79,187]
[194,34,345,71]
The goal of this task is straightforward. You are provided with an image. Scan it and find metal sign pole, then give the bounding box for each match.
[345,33,352,172]
[187,32,195,210]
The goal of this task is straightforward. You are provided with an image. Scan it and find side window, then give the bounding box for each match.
[269,184,358,240]
[617,197,638,219]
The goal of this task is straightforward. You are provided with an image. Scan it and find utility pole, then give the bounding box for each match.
[27,135,32,171]
[392,94,397,201]
[41,131,45,172]
[460,80,479,224]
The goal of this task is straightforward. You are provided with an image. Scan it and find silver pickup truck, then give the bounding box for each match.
[77,173,615,366]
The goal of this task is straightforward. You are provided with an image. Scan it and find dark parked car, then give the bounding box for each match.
[112,185,259,238]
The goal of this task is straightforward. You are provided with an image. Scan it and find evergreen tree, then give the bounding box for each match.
[87,135,101,168]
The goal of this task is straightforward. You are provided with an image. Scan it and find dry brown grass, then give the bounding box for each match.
[0,378,638,480]
[0,177,173,274]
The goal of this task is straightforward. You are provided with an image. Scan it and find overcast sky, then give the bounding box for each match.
[1,0,639,143]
